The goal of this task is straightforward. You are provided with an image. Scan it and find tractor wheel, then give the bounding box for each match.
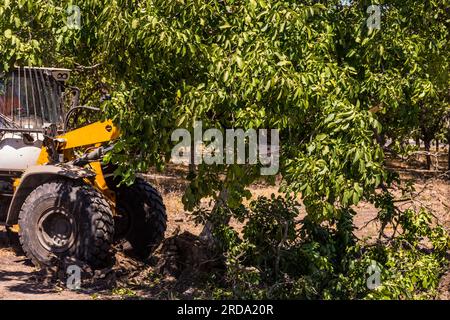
[115,178,167,260]
[18,180,114,269]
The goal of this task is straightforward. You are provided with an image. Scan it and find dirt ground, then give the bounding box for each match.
[0,248,92,300]
[0,158,448,300]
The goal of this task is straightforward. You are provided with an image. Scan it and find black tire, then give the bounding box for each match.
[18,179,114,269]
[115,178,167,259]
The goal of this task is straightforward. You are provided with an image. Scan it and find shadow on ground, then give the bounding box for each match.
[1,227,223,299]
[0,228,92,299]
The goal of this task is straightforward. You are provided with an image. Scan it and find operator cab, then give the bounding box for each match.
[0,67,70,220]
[0,67,70,131]
[0,67,70,170]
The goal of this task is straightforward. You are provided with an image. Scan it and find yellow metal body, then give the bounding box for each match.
[37,120,120,165]
[37,120,120,202]
[10,120,120,231]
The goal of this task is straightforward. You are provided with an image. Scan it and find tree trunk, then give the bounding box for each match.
[448,144,450,171]
[435,139,439,152]
[447,128,450,171]
[424,139,432,170]
[199,188,229,247]
[189,139,196,174]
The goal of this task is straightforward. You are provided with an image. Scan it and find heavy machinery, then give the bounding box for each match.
[0,67,167,269]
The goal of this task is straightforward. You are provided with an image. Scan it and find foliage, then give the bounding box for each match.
[1,0,448,205]
[211,196,449,300]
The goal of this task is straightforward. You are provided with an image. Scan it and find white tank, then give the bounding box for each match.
[0,132,43,171]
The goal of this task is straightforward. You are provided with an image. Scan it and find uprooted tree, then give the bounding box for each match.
[1,0,449,298]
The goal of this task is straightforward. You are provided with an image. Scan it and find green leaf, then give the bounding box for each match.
[4,29,12,38]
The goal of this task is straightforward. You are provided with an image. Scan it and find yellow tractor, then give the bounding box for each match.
[0,67,167,269]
